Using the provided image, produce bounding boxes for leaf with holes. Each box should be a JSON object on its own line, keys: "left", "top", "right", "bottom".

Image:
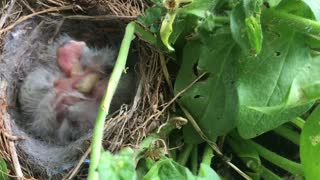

{"left": 174, "top": 30, "right": 238, "bottom": 142}
{"left": 237, "top": 21, "right": 314, "bottom": 138}
{"left": 300, "top": 106, "right": 320, "bottom": 180}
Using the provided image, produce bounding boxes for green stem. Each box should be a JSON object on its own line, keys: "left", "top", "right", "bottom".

{"left": 291, "top": 117, "right": 305, "bottom": 129}
{"left": 214, "top": 16, "right": 229, "bottom": 24}
{"left": 260, "top": 165, "right": 282, "bottom": 180}
{"left": 273, "top": 125, "right": 300, "bottom": 145}
{"left": 248, "top": 140, "right": 304, "bottom": 176}
{"left": 177, "top": 143, "right": 193, "bottom": 166}
{"left": 202, "top": 143, "right": 213, "bottom": 166}
{"left": 88, "top": 22, "right": 136, "bottom": 180}
{"left": 191, "top": 146, "right": 198, "bottom": 175}
{"left": 262, "top": 9, "right": 320, "bottom": 36}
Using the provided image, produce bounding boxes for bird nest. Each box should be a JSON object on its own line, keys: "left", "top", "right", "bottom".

{"left": 0, "top": 0, "right": 169, "bottom": 179}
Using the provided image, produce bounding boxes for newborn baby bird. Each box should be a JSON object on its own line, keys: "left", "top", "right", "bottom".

{"left": 19, "top": 36, "right": 136, "bottom": 144}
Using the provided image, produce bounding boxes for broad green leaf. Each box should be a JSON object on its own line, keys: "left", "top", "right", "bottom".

{"left": 138, "top": 7, "right": 165, "bottom": 33}
{"left": 175, "top": 30, "right": 238, "bottom": 141}
{"left": 249, "top": 55, "right": 320, "bottom": 114}
{"left": 230, "top": 4, "right": 251, "bottom": 54}
{"left": 300, "top": 106, "right": 320, "bottom": 180}
{"left": 243, "top": 0, "right": 263, "bottom": 16}
{"left": 179, "top": 0, "right": 215, "bottom": 18}
{"left": 265, "top": 0, "right": 282, "bottom": 7}
{"left": 197, "top": 163, "right": 220, "bottom": 180}
{"left": 275, "top": 0, "right": 311, "bottom": 14}
{"left": 98, "top": 148, "right": 136, "bottom": 180}
{"left": 303, "top": 0, "right": 320, "bottom": 21}
{"left": 0, "top": 157, "right": 8, "bottom": 180}
{"left": 237, "top": 21, "right": 313, "bottom": 138}
{"left": 142, "top": 156, "right": 195, "bottom": 180}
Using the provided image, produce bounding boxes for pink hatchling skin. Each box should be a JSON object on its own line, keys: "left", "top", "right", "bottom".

{"left": 19, "top": 36, "right": 136, "bottom": 144}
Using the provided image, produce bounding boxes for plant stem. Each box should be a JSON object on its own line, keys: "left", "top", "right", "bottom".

{"left": 88, "top": 22, "right": 135, "bottom": 180}
{"left": 260, "top": 165, "right": 282, "bottom": 180}
{"left": 248, "top": 140, "right": 304, "bottom": 176}
{"left": 202, "top": 143, "right": 213, "bottom": 166}
{"left": 177, "top": 143, "right": 193, "bottom": 166}
{"left": 191, "top": 146, "right": 198, "bottom": 175}
{"left": 291, "top": 117, "right": 305, "bottom": 129}
{"left": 273, "top": 125, "right": 300, "bottom": 145}
{"left": 262, "top": 9, "right": 320, "bottom": 36}
{"left": 214, "top": 16, "right": 229, "bottom": 24}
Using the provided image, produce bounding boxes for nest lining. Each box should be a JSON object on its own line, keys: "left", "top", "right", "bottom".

{"left": 0, "top": 1, "right": 168, "bottom": 179}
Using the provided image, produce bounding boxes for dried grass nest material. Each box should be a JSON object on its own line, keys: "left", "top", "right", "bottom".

{"left": 0, "top": 17, "right": 167, "bottom": 179}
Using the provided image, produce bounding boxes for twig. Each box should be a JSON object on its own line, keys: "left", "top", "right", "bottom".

{"left": 20, "top": 0, "right": 35, "bottom": 13}
{"left": 133, "top": 72, "right": 207, "bottom": 132}
{"left": 63, "top": 15, "right": 136, "bottom": 21}
{"left": 162, "top": 72, "right": 207, "bottom": 111}
{"left": 46, "top": 0, "right": 67, "bottom": 6}
{"left": 179, "top": 104, "right": 252, "bottom": 180}
{"left": 0, "top": 0, "right": 17, "bottom": 29}
{"left": 159, "top": 54, "right": 173, "bottom": 94}
{"left": 65, "top": 147, "right": 91, "bottom": 180}
{"left": 0, "top": 5, "right": 75, "bottom": 34}
{"left": 3, "top": 108, "right": 23, "bottom": 179}
{"left": 1, "top": 130, "right": 24, "bottom": 141}
{"left": 0, "top": 81, "right": 23, "bottom": 179}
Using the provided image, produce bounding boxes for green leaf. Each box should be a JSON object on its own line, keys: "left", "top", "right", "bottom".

{"left": 175, "top": 30, "right": 238, "bottom": 141}
{"left": 230, "top": 4, "right": 251, "bottom": 53}
{"left": 303, "top": 0, "right": 320, "bottom": 21}
{"left": 227, "top": 133, "right": 262, "bottom": 174}
{"left": 142, "top": 156, "right": 220, "bottom": 180}
{"left": 197, "top": 164, "right": 220, "bottom": 180}
{"left": 179, "top": 0, "right": 215, "bottom": 18}
{"left": 264, "top": 0, "right": 282, "bottom": 7}
{"left": 245, "top": 16, "right": 263, "bottom": 55}
{"left": 98, "top": 148, "right": 136, "bottom": 180}
{"left": 231, "top": 1, "right": 263, "bottom": 55}
{"left": 244, "top": 0, "right": 263, "bottom": 16}
{"left": 142, "top": 156, "right": 195, "bottom": 180}
{"left": 300, "top": 106, "right": 320, "bottom": 180}
{"left": 138, "top": 6, "right": 165, "bottom": 33}
{"left": 0, "top": 157, "right": 8, "bottom": 180}
{"left": 160, "top": 11, "right": 177, "bottom": 51}
{"left": 237, "top": 22, "right": 313, "bottom": 138}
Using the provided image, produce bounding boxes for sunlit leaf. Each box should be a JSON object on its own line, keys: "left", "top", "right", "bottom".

{"left": 303, "top": 0, "right": 320, "bottom": 21}
{"left": 142, "top": 156, "right": 195, "bottom": 180}
{"left": 300, "top": 106, "right": 320, "bottom": 180}
{"left": 98, "top": 148, "right": 136, "bottom": 180}
{"left": 160, "top": 11, "right": 177, "bottom": 51}
{"left": 197, "top": 163, "right": 220, "bottom": 180}
{"left": 237, "top": 22, "right": 313, "bottom": 138}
